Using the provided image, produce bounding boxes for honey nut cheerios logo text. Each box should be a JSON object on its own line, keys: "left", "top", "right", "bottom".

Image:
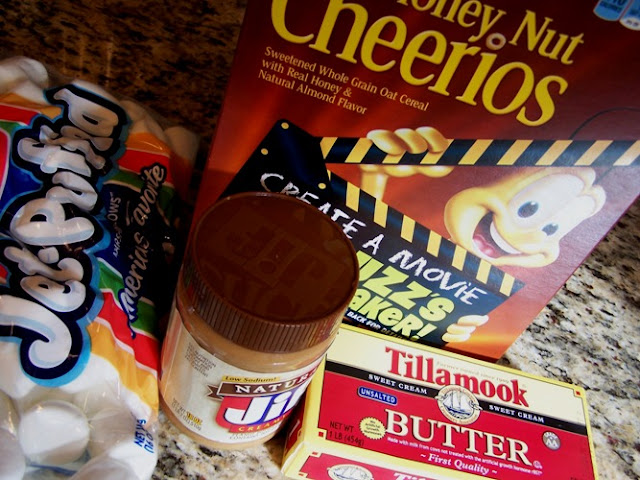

{"left": 271, "top": 0, "right": 586, "bottom": 126}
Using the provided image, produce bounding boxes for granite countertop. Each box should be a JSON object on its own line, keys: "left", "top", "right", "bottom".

{"left": 1, "top": 1, "right": 638, "bottom": 479}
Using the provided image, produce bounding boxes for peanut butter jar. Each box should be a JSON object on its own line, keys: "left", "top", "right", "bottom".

{"left": 159, "top": 192, "right": 359, "bottom": 449}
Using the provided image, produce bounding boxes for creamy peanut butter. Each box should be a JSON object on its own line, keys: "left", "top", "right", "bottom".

{"left": 159, "top": 192, "right": 358, "bottom": 449}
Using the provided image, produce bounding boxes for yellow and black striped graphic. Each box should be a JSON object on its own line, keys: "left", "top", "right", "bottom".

{"left": 327, "top": 172, "right": 522, "bottom": 298}
{"left": 222, "top": 120, "right": 531, "bottom": 346}
{"left": 320, "top": 137, "right": 640, "bottom": 167}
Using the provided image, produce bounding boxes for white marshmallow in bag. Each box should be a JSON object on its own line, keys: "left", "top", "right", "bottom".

{"left": 64, "top": 352, "right": 153, "bottom": 421}
{"left": 9, "top": 80, "right": 49, "bottom": 106}
{"left": 18, "top": 399, "right": 90, "bottom": 466}
{"left": 0, "top": 429, "right": 26, "bottom": 480}
{"left": 0, "top": 342, "right": 37, "bottom": 402}
{"left": 60, "top": 352, "right": 121, "bottom": 395}
{"left": 0, "top": 390, "right": 19, "bottom": 435}
{"left": 71, "top": 79, "right": 119, "bottom": 104}
{"left": 0, "top": 57, "right": 49, "bottom": 105}
{"left": 88, "top": 407, "right": 157, "bottom": 480}
{"left": 165, "top": 125, "right": 200, "bottom": 165}
{"left": 70, "top": 455, "right": 138, "bottom": 480}
{"left": 121, "top": 99, "right": 170, "bottom": 144}
{"left": 1, "top": 57, "right": 49, "bottom": 87}
{"left": 0, "top": 391, "right": 24, "bottom": 480}
{"left": 12, "top": 384, "right": 74, "bottom": 417}
{"left": 72, "top": 382, "right": 123, "bottom": 418}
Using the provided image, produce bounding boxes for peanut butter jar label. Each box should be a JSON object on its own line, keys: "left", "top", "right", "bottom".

{"left": 159, "top": 308, "right": 321, "bottom": 443}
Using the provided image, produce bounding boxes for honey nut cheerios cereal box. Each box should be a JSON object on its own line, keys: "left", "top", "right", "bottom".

{"left": 194, "top": 0, "right": 640, "bottom": 360}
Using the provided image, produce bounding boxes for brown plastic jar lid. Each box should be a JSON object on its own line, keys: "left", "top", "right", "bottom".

{"left": 182, "top": 192, "right": 359, "bottom": 353}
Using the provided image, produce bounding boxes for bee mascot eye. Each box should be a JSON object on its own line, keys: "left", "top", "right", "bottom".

{"left": 542, "top": 224, "right": 559, "bottom": 236}
{"left": 517, "top": 201, "right": 539, "bottom": 218}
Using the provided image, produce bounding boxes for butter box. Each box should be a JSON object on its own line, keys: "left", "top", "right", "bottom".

{"left": 282, "top": 325, "right": 597, "bottom": 479}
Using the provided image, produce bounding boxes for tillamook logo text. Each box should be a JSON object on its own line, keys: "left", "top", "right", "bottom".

{"left": 385, "top": 347, "right": 529, "bottom": 407}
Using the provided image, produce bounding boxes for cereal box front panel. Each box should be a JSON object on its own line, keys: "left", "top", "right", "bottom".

{"left": 197, "top": 0, "right": 640, "bottom": 359}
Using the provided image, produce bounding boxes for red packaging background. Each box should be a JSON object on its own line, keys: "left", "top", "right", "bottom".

{"left": 313, "top": 370, "right": 595, "bottom": 479}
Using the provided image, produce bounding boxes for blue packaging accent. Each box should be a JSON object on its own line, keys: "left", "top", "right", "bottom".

{"left": 620, "top": 0, "right": 640, "bottom": 29}
{"left": 357, "top": 386, "right": 398, "bottom": 406}
{"left": 594, "top": 0, "right": 631, "bottom": 20}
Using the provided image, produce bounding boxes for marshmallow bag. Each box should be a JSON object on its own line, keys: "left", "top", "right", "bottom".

{"left": 0, "top": 57, "right": 198, "bottom": 479}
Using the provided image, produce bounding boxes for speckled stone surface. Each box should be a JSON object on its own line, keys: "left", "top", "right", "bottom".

{"left": 499, "top": 203, "right": 640, "bottom": 479}
{"left": 1, "top": 1, "right": 638, "bottom": 479}
{"left": 0, "top": 0, "right": 247, "bottom": 170}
